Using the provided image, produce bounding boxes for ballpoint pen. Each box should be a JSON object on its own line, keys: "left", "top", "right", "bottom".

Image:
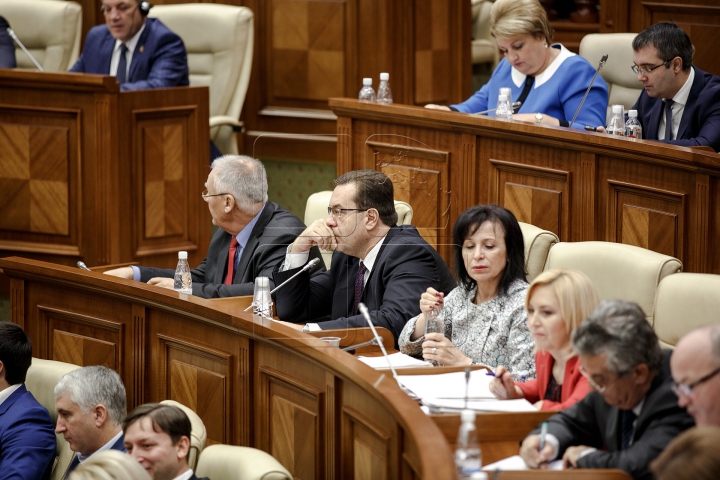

{"left": 486, "top": 371, "right": 526, "bottom": 382}
{"left": 539, "top": 421, "right": 548, "bottom": 451}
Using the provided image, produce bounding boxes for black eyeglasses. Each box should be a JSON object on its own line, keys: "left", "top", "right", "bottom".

{"left": 327, "top": 206, "right": 368, "bottom": 219}
{"left": 631, "top": 60, "right": 671, "bottom": 75}
{"left": 201, "top": 189, "right": 230, "bottom": 199}
{"left": 672, "top": 366, "right": 720, "bottom": 398}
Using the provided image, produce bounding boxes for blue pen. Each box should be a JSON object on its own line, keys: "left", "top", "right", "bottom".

{"left": 486, "top": 371, "right": 526, "bottom": 382}
{"left": 539, "top": 421, "right": 548, "bottom": 451}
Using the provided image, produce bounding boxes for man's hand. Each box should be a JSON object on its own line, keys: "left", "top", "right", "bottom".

{"left": 563, "top": 445, "right": 593, "bottom": 469}
{"left": 147, "top": 278, "right": 175, "bottom": 290}
{"left": 104, "top": 267, "right": 133, "bottom": 279}
{"left": 291, "top": 219, "right": 337, "bottom": 253}
{"left": 520, "top": 434, "right": 556, "bottom": 468}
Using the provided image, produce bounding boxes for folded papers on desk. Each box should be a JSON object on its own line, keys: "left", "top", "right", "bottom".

{"left": 423, "top": 398, "right": 535, "bottom": 412}
{"left": 357, "top": 352, "right": 432, "bottom": 368}
{"left": 483, "top": 455, "right": 563, "bottom": 471}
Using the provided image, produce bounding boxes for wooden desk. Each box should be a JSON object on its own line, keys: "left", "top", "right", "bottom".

{"left": 330, "top": 98, "right": 720, "bottom": 274}
{"left": 0, "top": 70, "right": 211, "bottom": 271}
{"left": 1, "top": 256, "right": 456, "bottom": 480}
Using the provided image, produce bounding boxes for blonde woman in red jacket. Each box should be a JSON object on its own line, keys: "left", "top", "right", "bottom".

{"left": 489, "top": 269, "right": 599, "bottom": 410}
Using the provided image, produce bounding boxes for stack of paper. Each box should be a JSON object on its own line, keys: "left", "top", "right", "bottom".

{"left": 357, "top": 352, "right": 432, "bottom": 368}
{"left": 483, "top": 455, "right": 563, "bottom": 471}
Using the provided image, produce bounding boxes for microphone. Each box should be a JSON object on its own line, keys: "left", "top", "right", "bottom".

{"left": 473, "top": 101, "right": 522, "bottom": 116}
{"left": 358, "top": 302, "right": 400, "bottom": 382}
{"left": 568, "top": 53, "right": 608, "bottom": 128}
{"left": 243, "top": 258, "right": 321, "bottom": 312}
{"left": 77, "top": 261, "right": 91, "bottom": 271}
{"left": 7, "top": 28, "right": 43, "bottom": 71}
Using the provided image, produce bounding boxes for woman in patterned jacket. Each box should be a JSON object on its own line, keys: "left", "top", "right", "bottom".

{"left": 398, "top": 204, "right": 535, "bottom": 378}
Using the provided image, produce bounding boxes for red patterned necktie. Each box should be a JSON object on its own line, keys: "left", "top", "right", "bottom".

{"left": 225, "top": 237, "right": 239, "bottom": 285}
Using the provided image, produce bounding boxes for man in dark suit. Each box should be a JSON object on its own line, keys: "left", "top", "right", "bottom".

{"left": 0, "top": 322, "right": 55, "bottom": 480}
{"left": 273, "top": 169, "right": 456, "bottom": 343}
{"left": 629, "top": 22, "right": 720, "bottom": 151}
{"left": 69, "top": 0, "right": 188, "bottom": 91}
{"left": 520, "top": 300, "right": 694, "bottom": 480}
{"left": 124, "top": 403, "right": 208, "bottom": 480}
{"left": 105, "top": 155, "right": 322, "bottom": 298}
{"left": 55, "top": 366, "right": 127, "bottom": 479}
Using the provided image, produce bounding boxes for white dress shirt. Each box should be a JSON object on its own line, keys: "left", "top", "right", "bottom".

{"left": 76, "top": 430, "right": 124, "bottom": 464}
{"left": 658, "top": 67, "right": 695, "bottom": 141}
{"left": 0, "top": 384, "right": 21, "bottom": 406}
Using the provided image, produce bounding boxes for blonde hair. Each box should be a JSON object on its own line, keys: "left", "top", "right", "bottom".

{"left": 526, "top": 269, "right": 599, "bottom": 335}
{"left": 68, "top": 450, "right": 151, "bottom": 480}
{"left": 490, "top": 0, "right": 553, "bottom": 44}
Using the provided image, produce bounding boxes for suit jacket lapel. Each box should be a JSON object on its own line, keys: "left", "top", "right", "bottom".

{"left": 677, "top": 66, "right": 703, "bottom": 139}
{"left": 605, "top": 406, "right": 620, "bottom": 451}
{"left": 215, "top": 231, "right": 233, "bottom": 284}
{"left": 129, "top": 19, "right": 152, "bottom": 82}
{"left": 100, "top": 35, "right": 115, "bottom": 76}
{"left": 235, "top": 203, "right": 273, "bottom": 284}
{"left": 646, "top": 96, "right": 664, "bottom": 141}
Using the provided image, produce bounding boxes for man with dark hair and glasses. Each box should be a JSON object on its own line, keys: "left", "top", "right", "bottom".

{"left": 272, "top": 169, "right": 455, "bottom": 344}
{"left": 519, "top": 300, "right": 693, "bottom": 480}
{"left": 105, "top": 155, "right": 323, "bottom": 298}
{"left": 598, "top": 22, "right": 720, "bottom": 151}
{"left": 671, "top": 325, "right": 720, "bottom": 427}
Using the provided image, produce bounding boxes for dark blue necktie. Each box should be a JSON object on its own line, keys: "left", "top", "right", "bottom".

{"left": 664, "top": 99, "right": 674, "bottom": 141}
{"left": 352, "top": 262, "right": 367, "bottom": 315}
{"left": 116, "top": 44, "right": 128, "bottom": 84}
{"left": 620, "top": 409, "right": 636, "bottom": 450}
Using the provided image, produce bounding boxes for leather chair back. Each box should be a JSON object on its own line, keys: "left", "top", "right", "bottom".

{"left": 150, "top": 4, "right": 254, "bottom": 155}
{"left": 25, "top": 358, "right": 82, "bottom": 480}
{"left": 518, "top": 222, "right": 559, "bottom": 282}
{"left": 304, "top": 190, "right": 414, "bottom": 269}
{"left": 471, "top": 0, "right": 498, "bottom": 68}
{"left": 195, "top": 444, "right": 291, "bottom": 480}
{"left": 0, "top": 0, "right": 81, "bottom": 71}
{"left": 579, "top": 33, "right": 641, "bottom": 124}
{"left": 544, "top": 241, "right": 682, "bottom": 321}
{"left": 159, "top": 400, "right": 207, "bottom": 470}
{"left": 652, "top": 273, "right": 720, "bottom": 348}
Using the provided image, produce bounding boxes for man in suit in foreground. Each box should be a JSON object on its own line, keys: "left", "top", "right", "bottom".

{"left": 105, "top": 155, "right": 322, "bottom": 298}
{"left": 520, "top": 300, "right": 694, "bottom": 480}
{"left": 627, "top": 22, "right": 720, "bottom": 150}
{"left": 0, "top": 322, "right": 55, "bottom": 480}
{"left": 273, "top": 169, "right": 456, "bottom": 343}
{"left": 70, "top": 0, "right": 188, "bottom": 91}
{"left": 124, "top": 403, "right": 208, "bottom": 480}
{"left": 670, "top": 324, "right": 720, "bottom": 427}
{"left": 55, "top": 366, "right": 127, "bottom": 479}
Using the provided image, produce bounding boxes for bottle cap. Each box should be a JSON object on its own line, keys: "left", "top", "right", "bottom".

{"left": 499, "top": 87, "right": 511, "bottom": 96}
{"left": 612, "top": 104, "right": 623, "bottom": 114}
{"left": 498, "top": 94, "right": 507, "bottom": 102}
{"left": 628, "top": 109, "right": 638, "bottom": 118}
{"left": 363, "top": 77, "right": 372, "bottom": 86}
{"left": 380, "top": 72, "right": 389, "bottom": 81}
{"left": 460, "top": 409, "right": 476, "bottom": 423}
{"left": 178, "top": 251, "right": 188, "bottom": 259}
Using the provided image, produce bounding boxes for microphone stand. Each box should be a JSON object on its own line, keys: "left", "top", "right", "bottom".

{"left": 568, "top": 53, "right": 608, "bottom": 128}
{"left": 243, "top": 257, "right": 321, "bottom": 312}
{"left": 7, "top": 28, "right": 43, "bottom": 71}
{"left": 473, "top": 101, "right": 522, "bottom": 116}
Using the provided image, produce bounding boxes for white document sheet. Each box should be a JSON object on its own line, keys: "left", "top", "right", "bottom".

{"left": 357, "top": 352, "right": 433, "bottom": 368}
{"left": 422, "top": 398, "right": 536, "bottom": 413}
{"left": 483, "top": 455, "right": 563, "bottom": 471}
{"left": 397, "top": 369, "right": 496, "bottom": 400}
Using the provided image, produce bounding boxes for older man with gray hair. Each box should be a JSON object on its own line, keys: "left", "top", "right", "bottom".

{"left": 55, "top": 366, "right": 127, "bottom": 479}
{"left": 105, "top": 155, "right": 323, "bottom": 298}
{"left": 520, "top": 300, "right": 693, "bottom": 480}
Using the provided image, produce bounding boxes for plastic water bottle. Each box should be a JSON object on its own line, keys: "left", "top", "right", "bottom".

{"left": 607, "top": 104, "right": 626, "bottom": 137}
{"left": 499, "top": 87, "right": 513, "bottom": 107}
{"left": 495, "top": 94, "right": 513, "bottom": 119}
{"left": 173, "top": 251, "right": 192, "bottom": 295}
{"left": 377, "top": 72, "right": 393, "bottom": 104}
{"left": 456, "top": 409, "right": 482, "bottom": 478}
{"left": 253, "top": 276, "right": 273, "bottom": 318}
{"left": 358, "top": 78, "right": 376, "bottom": 103}
{"left": 626, "top": 109, "right": 642, "bottom": 139}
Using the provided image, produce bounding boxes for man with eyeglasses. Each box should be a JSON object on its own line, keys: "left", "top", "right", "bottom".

{"left": 105, "top": 155, "right": 323, "bottom": 297}
{"left": 671, "top": 325, "right": 720, "bottom": 427}
{"left": 519, "top": 300, "right": 693, "bottom": 480}
{"left": 598, "top": 22, "right": 720, "bottom": 151}
{"left": 69, "top": 0, "right": 189, "bottom": 91}
{"left": 272, "top": 169, "right": 455, "bottom": 344}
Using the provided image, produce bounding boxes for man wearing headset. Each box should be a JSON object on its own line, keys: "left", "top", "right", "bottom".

{"left": 70, "top": 0, "right": 189, "bottom": 91}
